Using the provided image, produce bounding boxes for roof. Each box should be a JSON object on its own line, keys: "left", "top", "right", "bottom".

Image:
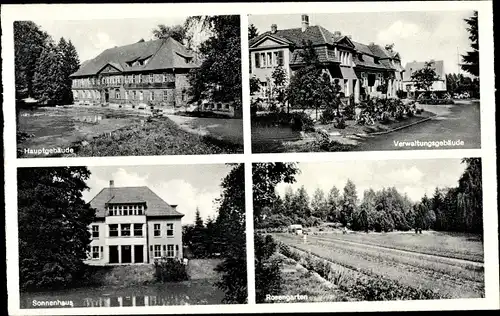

{"left": 403, "top": 60, "right": 445, "bottom": 81}
{"left": 251, "top": 25, "right": 402, "bottom": 71}
{"left": 89, "top": 186, "right": 184, "bottom": 218}
{"left": 250, "top": 25, "right": 338, "bottom": 47}
{"left": 71, "top": 37, "right": 198, "bottom": 77}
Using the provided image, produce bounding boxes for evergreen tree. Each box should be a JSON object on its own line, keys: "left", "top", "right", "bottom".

{"left": 191, "top": 207, "right": 206, "bottom": 258}
{"left": 59, "top": 38, "right": 80, "bottom": 104}
{"left": 326, "top": 186, "right": 341, "bottom": 222}
{"left": 14, "top": 21, "right": 49, "bottom": 99}
{"left": 18, "top": 167, "right": 95, "bottom": 291}
{"left": 461, "top": 11, "right": 479, "bottom": 77}
{"left": 32, "top": 42, "right": 66, "bottom": 105}
{"left": 340, "top": 179, "right": 357, "bottom": 227}
{"left": 311, "top": 188, "right": 328, "bottom": 221}
{"left": 248, "top": 24, "right": 259, "bottom": 40}
{"left": 291, "top": 186, "right": 311, "bottom": 223}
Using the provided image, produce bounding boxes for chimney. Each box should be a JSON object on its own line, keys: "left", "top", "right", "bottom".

{"left": 333, "top": 31, "right": 342, "bottom": 37}
{"left": 109, "top": 180, "right": 114, "bottom": 188}
{"left": 301, "top": 14, "right": 309, "bottom": 32}
{"left": 271, "top": 24, "right": 277, "bottom": 34}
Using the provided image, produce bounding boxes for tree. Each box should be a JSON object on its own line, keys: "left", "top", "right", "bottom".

{"left": 14, "top": 21, "right": 49, "bottom": 99}
{"left": 191, "top": 207, "right": 207, "bottom": 258}
{"left": 461, "top": 11, "right": 479, "bottom": 77}
{"left": 32, "top": 42, "right": 66, "bottom": 105}
{"left": 326, "top": 186, "right": 341, "bottom": 222}
{"left": 194, "top": 207, "right": 204, "bottom": 228}
{"left": 187, "top": 15, "right": 241, "bottom": 105}
{"left": 152, "top": 24, "right": 187, "bottom": 43}
{"left": 340, "top": 179, "right": 357, "bottom": 227}
{"left": 410, "top": 61, "right": 440, "bottom": 95}
{"left": 271, "top": 65, "right": 288, "bottom": 108}
{"left": 287, "top": 40, "right": 336, "bottom": 117}
{"left": 457, "top": 158, "right": 482, "bottom": 234}
{"left": 311, "top": 188, "right": 328, "bottom": 221}
{"left": 58, "top": 38, "right": 80, "bottom": 105}
{"left": 18, "top": 167, "right": 95, "bottom": 291}
{"left": 214, "top": 164, "right": 247, "bottom": 303}
{"left": 252, "top": 163, "right": 299, "bottom": 303}
{"left": 248, "top": 24, "right": 259, "bottom": 40}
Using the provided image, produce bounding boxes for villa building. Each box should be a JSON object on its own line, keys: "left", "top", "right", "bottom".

{"left": 402, "top": 60, "right": 447, "bottom": 97}
{"left": 249, "top": 14, "right": 405, "bottom": 103}
{"left": 85, "top": 180, "right": 184, "bottom": 265}
{"left": 70, "top": 37, "right": 199, "bottom": 108}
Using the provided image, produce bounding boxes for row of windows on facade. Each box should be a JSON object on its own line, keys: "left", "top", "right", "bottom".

{"left": 90, "top": 244, "right": 178, "bottom": 259}
{"left": 91, "top": 223, "right": 174, "bottom": 238}
{"left": 252, "top": 49, "right": 356, "bottom": 69}
{"left": 73, "top": 73, "right": 175, "bottom": 88}
{"left": 107, "top": 204, "right": 144, "bottom": 216}
{"left": 74, "top": 89, "right": 186, "bottom": 102}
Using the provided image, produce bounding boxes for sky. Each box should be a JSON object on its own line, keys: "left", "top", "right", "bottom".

{"left": 32, "top": 16, "right": 191, "bottom": 62}
{"left": 250, "top": 11, "right": 475, "bottom": 75}
{"left": 275, "top": 158, "right": 469, "bottom": 203}
{"left": 83, "top": 164, "right": 236, "bottom": 225}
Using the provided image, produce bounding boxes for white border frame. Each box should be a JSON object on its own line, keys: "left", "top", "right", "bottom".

{"left": 2, "top": 1, "right": 498, "bottom": 315}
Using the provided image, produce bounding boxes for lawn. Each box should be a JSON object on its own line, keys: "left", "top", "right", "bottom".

{"left": 275, "top": 233, "right": 484, "bottom": 299}
{"left": 310, "top": 230, "right": 484, "bottom": 262}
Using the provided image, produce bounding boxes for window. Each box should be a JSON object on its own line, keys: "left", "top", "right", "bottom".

{"left": 139, "top": 91, "right": 143, "bottom": 101}
{"left": 260, "top": 53, "right": 266, "bottom": 67}
{"left": 133, "top": 75, "right": 136, "bottom": 84}
{"left": 150, "top": 91, "right": 154, "bottom": 101}
{"left": 115, "top": 89, "right": 120, "bottom": 99}
{"left": 154, "top": 245, "right": 161, "bottom": 258}
{"left": 162, "top": 74, "right": 167, "bottom": 82}
{"left": 92, "top": 246, "right": 100, "bottom": 259}
{"left": 138, "top": 74, "right": 142, "bottom": 83}
{"left": 167, "top": 245, "right": 175, "bottom": 258}
{"left": 123, "top": 206, "right": 128, "bottom": 216}
{"left": 277, "top": 50, "right": 284, "bottom": 66}
{"left": 137, "top": 206, "right": 143, "bottom": 215}
{"left": 121, "top": 224, "right": 131, "bottom": 237}
{"left": 267, "top": 52, "right": 272, "bottom": 67}
{"left": 109, "top": 224, "right": 118, "bottom": 236}
{"left": 134, "top": 224, "right": 143, "bottom": 236}
{"left": 166, "top": 223, "right": 174, "bottom": 237}
{"left": 254, "top": 53, "right": 260, "bottom": 68}
{"left": 133, "top": 91, "right": 137, "bottom": 100}
{"left": 163, "top": 90, "right": 168, "bottom": 101}
{"left": 154, "top": 224, "right": 161, "bottom": 237}
{"left": 149, "top": 74, "right": 154, "bottom": 83}
{"left": 92, "top": 225, "right": 99, "bottom": 239}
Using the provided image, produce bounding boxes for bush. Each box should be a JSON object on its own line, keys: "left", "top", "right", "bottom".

{"left": 333, "top": 116, "right": 346, "bottom": 129}
{"left": 255, "top": 235, "right": 283, "bottom": 303}
{"left": 153, "top": 258, "right": 189, "bottom": 282}
{"left": 418, "top": 98, "right": 455, "bottom": 105}
{"left": 319, "top": 107, "right": 337, "bottom": 124}
{"left": 290, "top": 112, "right": 314, "bottom": 132}
{"left": 396, "top": 89, "right": 406, "bottom": 99}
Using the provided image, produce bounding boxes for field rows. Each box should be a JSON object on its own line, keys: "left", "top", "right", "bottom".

{"left": 275, "top": 233, "right": 484, "bottom": 299}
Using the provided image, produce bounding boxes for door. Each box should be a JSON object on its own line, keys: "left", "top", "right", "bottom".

{"left": 134, "top": 245, "right": 144, "bottom": 263}
{"left": 104, "top": 89, "right": 109, "bottom": 103}
{"left": 121, "top": 245, "right": 132, "bottom": 263}
{"left": 109, "top": 246, "right": 119, "bottom": 264}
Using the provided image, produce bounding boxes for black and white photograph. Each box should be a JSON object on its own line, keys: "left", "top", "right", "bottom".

{"left": 253, "top": 159, "right": 484, "bottom": 303}
{"left": 249, "top": 11, "right": 481, "bottom": 153}
{"left": 17, "top": 163, "right": 247, "bottom": 308}
{"left": 15, "top": 15, "right": 243, "bottom": 158}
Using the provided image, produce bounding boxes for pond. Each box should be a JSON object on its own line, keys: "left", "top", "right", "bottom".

{"left": 17, "top": 106, "right": 145, "bottom": 152}
{"left": 20, "top": 279, "right": 224, "bottom": 308}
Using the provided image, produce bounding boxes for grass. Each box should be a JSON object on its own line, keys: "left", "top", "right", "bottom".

{"left": 72, "top": 117, "right": 242, "bottom": 156}
{"left": 310, "top": 230, "right": 483, "bottom": 262}
{"left": 266, "top": 253, "right": 351, "bottom": 303}
{"left": 275, "top": 233, "right": 484, "bottom": 299}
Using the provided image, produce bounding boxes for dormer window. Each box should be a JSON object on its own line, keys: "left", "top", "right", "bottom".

{"left": 374, "top": 57, "right": 380, "bottom": 64}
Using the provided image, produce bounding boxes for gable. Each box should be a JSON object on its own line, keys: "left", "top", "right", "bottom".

{"left": 98, "top": 64, "right": 121, "bottom": 74}
{"left": 336, "top": 36, "right": 355, "bottom": 49}
{"left": 251, "top": 34, "right": 291, "bottom": 49}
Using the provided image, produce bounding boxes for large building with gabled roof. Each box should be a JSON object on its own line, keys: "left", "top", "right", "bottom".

{"left": 85, "top": 180, "right": 184, "bottom": 265}
{"left": 249, "top": 14, "right": 405, "bottom": 103}
{"left": 70, "top": 37, "right": 199, "bottom": 109}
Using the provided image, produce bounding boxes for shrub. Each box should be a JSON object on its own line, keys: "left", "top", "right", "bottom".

{"left": 319, "top": 107, "right": 337, "bottom": 124}
{"left": 153, "top": 258, "right": 189, "bottom": 282}
{"left": 290, "top": 112, "right": 314, "bottom": 132}
{"left": 255, "top": 234, "right": 283, "bottom": 303}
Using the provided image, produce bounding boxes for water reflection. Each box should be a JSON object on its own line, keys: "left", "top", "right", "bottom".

{"left": 21, "top": 281, "right": 224, "bottom": 308}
